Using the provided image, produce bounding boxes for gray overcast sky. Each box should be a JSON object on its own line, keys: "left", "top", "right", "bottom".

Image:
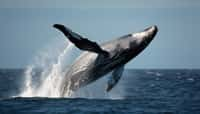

{"left": 0, "top": 1, "right": 200, "bottom": 69}
{"left": 0, "top": 0, "right": 200, "bottom": 8}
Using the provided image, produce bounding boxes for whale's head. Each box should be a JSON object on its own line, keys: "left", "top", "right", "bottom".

{"left": 128, "top": 25, "right": 158, "bottom": 58}
{"left": 131, "top": 25, "right": 158, "bottom": 47}
{"left": 113, "top": 25, "right": 158, "bottom": 64}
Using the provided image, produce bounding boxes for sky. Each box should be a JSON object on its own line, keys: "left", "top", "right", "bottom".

{"left": 0, "top": 0, "right": 200, "bottom": 69}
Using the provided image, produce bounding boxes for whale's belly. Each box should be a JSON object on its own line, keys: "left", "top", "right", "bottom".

{"left": 61, "top": 52, "right": 102, "bottom": 95}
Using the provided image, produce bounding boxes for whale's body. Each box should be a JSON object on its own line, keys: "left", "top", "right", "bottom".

{"left": 53, "top": 24, "right": 158, "bottom": 96}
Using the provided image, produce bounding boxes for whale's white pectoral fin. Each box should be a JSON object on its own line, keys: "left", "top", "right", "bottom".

{"left": 106, "top": 65, "right": 124, "bottom": 92}
{"left": 53, "top": 24, "right": 109, "bottom": 57}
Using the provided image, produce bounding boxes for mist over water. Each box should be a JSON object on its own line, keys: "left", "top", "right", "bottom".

{"left": 17, "top": 39, "right": 125, "bottom": 99}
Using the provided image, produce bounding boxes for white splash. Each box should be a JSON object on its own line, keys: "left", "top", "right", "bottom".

{"left": 19, "top": 40, "right": 74, "bottom": 97}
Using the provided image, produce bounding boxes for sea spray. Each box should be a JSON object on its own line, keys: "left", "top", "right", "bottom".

{"left": 19, "top": 40, "right": 74, "bottom": 97}
{"left": 35, "top": 42, "right": 74, "bottom": 97}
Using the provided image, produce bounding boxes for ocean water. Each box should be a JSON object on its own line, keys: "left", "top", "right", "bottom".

{"left": 0, "top": 69, "right": 200, "bottom": 114}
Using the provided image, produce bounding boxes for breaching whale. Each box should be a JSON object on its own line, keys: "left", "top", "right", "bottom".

{"left": 53, "top": 24, "right": 158, "bottom": 96}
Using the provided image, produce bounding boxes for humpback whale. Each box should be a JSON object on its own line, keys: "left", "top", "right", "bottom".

{"left": 53, "top": 24, "right": 158, "bottom": 96}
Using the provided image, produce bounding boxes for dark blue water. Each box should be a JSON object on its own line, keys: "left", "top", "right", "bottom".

{"left": 0, "top": 69, "right": 200, "bottom": 114}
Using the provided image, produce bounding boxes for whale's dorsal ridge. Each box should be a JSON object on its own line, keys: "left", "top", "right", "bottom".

{"left": 53, "top": 24, "right": 109, "bottom": 57}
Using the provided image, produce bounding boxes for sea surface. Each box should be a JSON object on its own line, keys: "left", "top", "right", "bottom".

{"left": 0, "top": 69, "right": 200, "bottom": 114}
